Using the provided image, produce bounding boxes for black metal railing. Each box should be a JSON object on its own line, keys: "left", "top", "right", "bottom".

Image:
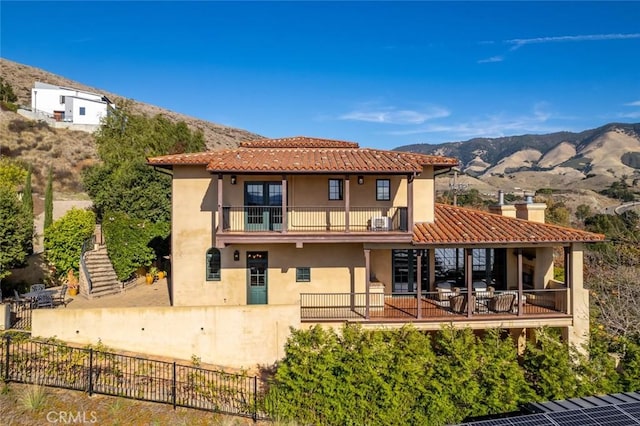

{"left": 300, "top": 288, "right": 569, "bottom": 321}
{"left": 222, "top": 206, "right": 408, "bottom": 233}
{"left": 8, "top": 301, "right": 32, "bottom": 330}
{"left": 0, "top": 335, "right": 274, "bottom": 421}
{"left": 80, "top": 234, "right": 96, "bottom": 293}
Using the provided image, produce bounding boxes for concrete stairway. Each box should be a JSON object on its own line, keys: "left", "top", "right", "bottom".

{"left": 81, "top": 247, "right": 121, "bottom": 299}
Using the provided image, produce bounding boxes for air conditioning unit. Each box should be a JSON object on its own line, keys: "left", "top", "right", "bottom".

{"left": 371, "top": 216, "right": 391, "bottom": 231}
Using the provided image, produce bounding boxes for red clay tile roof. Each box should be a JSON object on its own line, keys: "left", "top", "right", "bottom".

{"left": 412, "top": 204, "right": 605, "bottom": 245}
{"left": 147, "top": 136, "right": 458, "bottom": 173}
{"left": 240, "top": 136, "right": 360, "bottom": 148}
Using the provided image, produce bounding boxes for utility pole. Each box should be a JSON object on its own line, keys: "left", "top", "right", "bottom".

{"left": 449, "top": 169, "right": 468, "bottom": 206}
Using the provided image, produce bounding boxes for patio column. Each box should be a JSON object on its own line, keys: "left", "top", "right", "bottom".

{"left": 281, "top": 175, "right": 288, "bottom": 234}
{"left": 517, "top": 249, "right": 524, "bottom": 316}
{"left": 465, "top": 248, "right": 473, "bottom": 318}
{"left": 407, "top": 174, "right": 414, "bottom": 231}
{"left": 416, "top": 250, "right": 423, "bottom": 319}
{"left": 217, "top": 174, "right": 223, "bottom": 234}
{"left": 564, "top": 246, "right": 572, "bottom": 315}
{"left": 345, "top": 175, "right": 350, "bottom": 233}
{"left": 364, "top": 249, "right": 370, "bottom": 320}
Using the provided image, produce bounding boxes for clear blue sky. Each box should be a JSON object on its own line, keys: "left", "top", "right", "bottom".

{"left": 2, "top": 1, "right": 639, "bottom": 149}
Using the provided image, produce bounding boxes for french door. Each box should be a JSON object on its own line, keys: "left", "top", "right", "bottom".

{"left": 392, "top": 249, "right": 429, "bottom": 294}
{"left": 244, "top": 182, "right": 282, "bottom": 231}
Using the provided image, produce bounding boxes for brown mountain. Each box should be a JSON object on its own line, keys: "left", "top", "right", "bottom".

{"left": 396, "top": 123, "right": 640, "bottom": 194}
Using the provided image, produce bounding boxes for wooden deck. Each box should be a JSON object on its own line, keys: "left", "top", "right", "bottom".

{"left": 301, "top": 295, "right": 569, "bottom": 324}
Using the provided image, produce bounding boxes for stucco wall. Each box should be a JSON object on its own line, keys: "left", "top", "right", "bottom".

{"left": 413, "top": 166, "right": 435, "bottom": 223}
{"left": 31, "top": 304, "right": 300, "bottom": 369}
{"left": 172, "top": 166, "right": 217, "bottom": 306}
{"left": 174, "top": 242, "right": 367, "bottom": 307}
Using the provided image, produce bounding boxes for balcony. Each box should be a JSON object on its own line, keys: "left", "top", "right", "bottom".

{"left": 221, "top": 206, "right": 408, "bottom": 233}
{"left": 300, "top": 288, "right": 571, "bottom": 328}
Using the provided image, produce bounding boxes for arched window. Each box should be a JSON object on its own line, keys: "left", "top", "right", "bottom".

{"left": 206, "top": 248, "right": 221, "bottom": 281}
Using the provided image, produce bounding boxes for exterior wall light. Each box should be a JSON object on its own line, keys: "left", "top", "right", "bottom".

{"left": 233, "top": 250, "right": 240, "bottom": 261}
{"left": 357, "top": 175, "right": 364, "bottom": 185}
{"left": 230, "top": 175, "right": 237, "bottom": 185}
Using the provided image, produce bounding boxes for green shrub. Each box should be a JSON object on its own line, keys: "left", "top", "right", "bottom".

{"left": 43, "top": 208, "right": 95, "bottom": 278}
{"left": 0, "top": 101, "right": 18, "bottom": 112}
{"left": 268, "top": 325, "right": 534, "bottom": 426}
{"left": 102, "top": 211, "right": 170, "bottom": 281}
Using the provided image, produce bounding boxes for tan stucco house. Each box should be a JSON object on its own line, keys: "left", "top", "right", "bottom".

{"left": 143, "top": 136, "right": 604, "bottom": 356}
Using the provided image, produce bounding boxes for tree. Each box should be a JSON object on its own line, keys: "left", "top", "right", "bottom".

{"left": 0, "top": 157, "right": 27, "bottom": 190}
{"left": 575, "top": 204, "right": 592, "bottom": 223}
{"left": 0, "top": 187, "right": 32, "bottom": 279}
{"left": 83, "top": 162, "right": 172, "bottom": 222}
{"left": 44, "top": 167, "right": 53, "bottom": 230}
{"left": 93, "top": 101, "right": 205, "bottom": 165}
{"left": 43, "top": 208, "right": 95, "bottom": 278}
{"left": 83, "top": 102, "right": 204, "bottom": 221}
{"left": 0, "top": 77, "right": 17, "bottom": 103}
{"left": 22, "top": 165, "right": 33, "bottom": 254}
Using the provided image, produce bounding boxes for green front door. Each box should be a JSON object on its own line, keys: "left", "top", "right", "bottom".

{"left": 247, "top": 251, "right": 268, "bottom": 304}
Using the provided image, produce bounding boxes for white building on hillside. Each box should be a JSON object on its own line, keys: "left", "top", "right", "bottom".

{"left": 31, "top": 82, "right": 114, "bottom": 125}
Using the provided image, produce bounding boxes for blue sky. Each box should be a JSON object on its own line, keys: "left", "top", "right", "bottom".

{"left": 2, "top": 1, "right": 639, "bottom": 150}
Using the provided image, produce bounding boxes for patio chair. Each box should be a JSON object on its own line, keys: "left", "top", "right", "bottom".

{"left": 487, "top": 293, "right": 516, "bottom": 313}
{"left": 30, "top": 283, "right": 46, "bottom": 293}
{"left": 436, "top": 287, "right": 459, "bottom": 307}
{"left": 54, "top": 284, "right": 68, "bottom": 307}
{"left": 450, "top": 294, "right": 475, "bottom": 314}
{"left": 35, "top": 292, "right": 54, "bottom": 309}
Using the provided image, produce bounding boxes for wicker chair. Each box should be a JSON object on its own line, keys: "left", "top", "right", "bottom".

{"left": 450, "top": 294, "right": 475, "bottom": 314}
{"left": 487, "top": 293, "right": 516, "bottom": 313}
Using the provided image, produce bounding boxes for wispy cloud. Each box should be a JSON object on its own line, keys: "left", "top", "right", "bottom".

{"left": 479, "top": 33, "right": 640, "bottom": 64}
{"left": 620, "top": 111, "right": 640, "bottom": 119}
{"left": 387, "top": 105, "right": 563, "bottom": 139}
{"left": 506, "top": 33, "right": 640, "bottom": 51}
{"left": 625, "top": 100, "right": 640, "bottom": 107}
{"left": 477, "top": 55, "right": 503, "bottom": 64}
{"left": 339, "top": 106, "right": 450, "bottom": 125}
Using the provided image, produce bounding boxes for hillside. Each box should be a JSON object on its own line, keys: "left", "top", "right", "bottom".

{"left": 398, "top": 123, "right": 640, "bottom": 194}
{"left": 0, "top": 58, "right": 264, "bottom": 194}
{"left": 0, "top": 58, "right": 262, "bottom": 150}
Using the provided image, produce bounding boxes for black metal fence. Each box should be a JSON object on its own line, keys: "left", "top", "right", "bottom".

{"left": 8, "top": 301, "right": 32, "bottom": 330}
{"left": 0, "top": 335, "right": 278, "bottom": 422}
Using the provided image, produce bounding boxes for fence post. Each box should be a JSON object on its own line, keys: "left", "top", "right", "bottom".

{"left": 4, "top": 334, "right": 10, "bottom": 382}
{"left": 172, "top": 362, "right": 176, "bottom": 410}
{"left": 88, "top": 348, "right": 93, "bottom": 396}
{"left": 252, "top": 375, "right": 258, "bottom": 423}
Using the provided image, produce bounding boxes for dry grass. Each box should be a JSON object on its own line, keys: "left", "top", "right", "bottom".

{"left": 0, "top": 110, "right": 98, "bottom": 195}
{"left": 0, "top": 382, "right": 262, "bottom": 426}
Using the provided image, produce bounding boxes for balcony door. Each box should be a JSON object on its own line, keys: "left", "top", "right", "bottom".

{"left": 244, "top": 182, "right": 282, "bottom": 231}
{"left": 392, "top": 249, "right": 429, "bottom": 294}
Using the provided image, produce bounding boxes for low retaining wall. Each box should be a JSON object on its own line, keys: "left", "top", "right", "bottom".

{"left": 32, "top": 304, "right": 300, "bottom": 369}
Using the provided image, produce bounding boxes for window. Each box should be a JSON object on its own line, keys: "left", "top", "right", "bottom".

{"left": 206, "top": 248, "right": 221, "bottom": 281}
{"left": 376, "top": 179, "right": 390, "bottom": 201}
{"left": 328, "top": 179, "right": 343, "bottom": 200}
{"left": 296, "top": 267, "right": 311, "bottom": 282}
{"left": 79, "top": 107, "right": 86, "bottom": 116}
{"left": 60, "top": 95, "right": 66, "bottom": 104}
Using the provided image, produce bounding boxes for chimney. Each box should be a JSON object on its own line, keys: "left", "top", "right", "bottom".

{"left": 489, "top": 190, "right": 516, "bottom": 218}
{"left": 515, "top": 192, "right": 547, "bottom": 223}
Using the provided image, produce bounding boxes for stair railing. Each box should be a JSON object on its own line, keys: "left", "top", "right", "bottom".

{"left": 80, "top": 235, "right": 96, "bottom": 293}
